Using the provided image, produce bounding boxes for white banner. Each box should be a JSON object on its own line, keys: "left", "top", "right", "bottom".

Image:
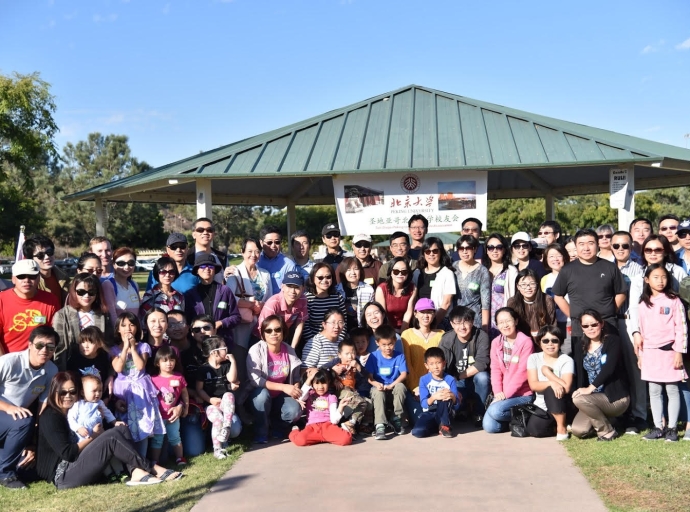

{"left": 333, "top": 170, "right": 488, "bottom": 236}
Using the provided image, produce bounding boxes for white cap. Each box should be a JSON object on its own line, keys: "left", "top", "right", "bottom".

{"left": 511, "top": 232, "right": 531, "bottom": 245}
{"left": 12, "top": 259, "right": 40, "bottom": 276}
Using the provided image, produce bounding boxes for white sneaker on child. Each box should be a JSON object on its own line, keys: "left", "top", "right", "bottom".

{"left": 214, "top": 449, "right": 227, "bottom": 460}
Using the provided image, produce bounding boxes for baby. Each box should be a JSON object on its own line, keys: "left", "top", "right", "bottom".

{"left": 68, "top": 371, "right": 124, "bottom": 441}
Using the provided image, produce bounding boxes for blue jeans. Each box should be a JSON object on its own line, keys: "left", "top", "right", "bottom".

{"left": 483, "top": 395, "right": 533, "bottom": 433}
{"left": 456, "top": 371, "right": 490, "bottom": 416}
{"left": 249, "top": 387, "right": 302, "bottom": 437}
{"left": 0, "top": 412, "right": 34, "bottom": 480}
{"left": 411, "top": 401, "right": 451, "bottom": 438}
{"left": 150, "top": 418, "right": 182, "bottom": 449}
{"left": 405, "top": 389, "right": 423, "bottom": 427}
{"left": 678, "top": 381, "right": 690, "bottom": 423}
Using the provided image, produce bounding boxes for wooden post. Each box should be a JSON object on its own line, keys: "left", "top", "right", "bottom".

{"left": 545, "top": 194, "right": 555, "bottom": 221}
{"left": 287, "top": 202, "right": 297, "bottom": 242}
{"left": 196, "top": 179, "right": 213, "bottom": 220}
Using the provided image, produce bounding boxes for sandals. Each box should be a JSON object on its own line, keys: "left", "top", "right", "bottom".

{"left": 126, "top": 474, "right": 162, "bottom": 486}
{"left": 158, "top": 469, "right": 184, "bottom": 481}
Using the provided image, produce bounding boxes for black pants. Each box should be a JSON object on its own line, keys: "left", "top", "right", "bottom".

{"left": 526, "top": 387, "right": 568, "bottom": 438}
{"left": 56, "top": 425, "right": 153, "bottom": 489}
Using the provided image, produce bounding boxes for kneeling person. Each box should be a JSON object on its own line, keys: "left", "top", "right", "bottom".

{"left": 412, "top": 347, "right": 460, "bottom": 438}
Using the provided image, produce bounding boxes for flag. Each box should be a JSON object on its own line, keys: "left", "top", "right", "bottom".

{"left": 15, "top": 227, "right": 25, "bottom": 262}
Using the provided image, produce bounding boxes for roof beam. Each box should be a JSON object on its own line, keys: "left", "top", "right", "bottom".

{"left": 515, "top": 169, "right": 564, "bottom": 200}
{"left": 288, "top": 177, "right": 322, "bottom": 202}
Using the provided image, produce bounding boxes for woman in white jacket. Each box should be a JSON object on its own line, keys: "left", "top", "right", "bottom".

{"left": 412, "top": 237, "right": 456, "bottom": 326}
{"left": 335, "top": 257, "right": 375, "bottom": 332}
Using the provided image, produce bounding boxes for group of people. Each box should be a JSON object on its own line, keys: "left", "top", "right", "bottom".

{"left": 1, "top": 213, "right": 689, "bottom": 491}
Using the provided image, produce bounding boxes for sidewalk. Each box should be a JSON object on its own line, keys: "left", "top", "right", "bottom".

{"left": 192, "top": 424, "right": 606, "bottom": 512}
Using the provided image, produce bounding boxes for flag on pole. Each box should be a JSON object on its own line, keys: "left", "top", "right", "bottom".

{"left": 15, "top": 226, "right": 25, "bottom": 262}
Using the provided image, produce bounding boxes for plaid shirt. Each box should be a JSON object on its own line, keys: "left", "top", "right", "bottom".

{"left": 140, "top": 284, "right": 185, "bottom": 317}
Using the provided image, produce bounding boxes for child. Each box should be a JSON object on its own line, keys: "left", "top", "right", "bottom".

{"left": 411, "top": 347, "right": 460, "bottom": 438}
{"left": 111, "top": 311, "right": 166, "bottom": 457}
{"left": 638, "top": 264, "right": 688, "bottom": 442}
{"left": 67, "top": 326, "right": 114, "bottom": 402}
{"left": 352, "top": 327, "right": 371, "bottom": 367}
{"left": 68, "top": 372, "right": 123, "bottom": 441}
{"left": 151, "top": 346, "right": 189, "bottom": 466}
{"left": 196, "top": 336, "right": 242, "bottom": 459}
{"left": 323, "top": 336, "right": 374, "bottom": 435}
{"left": 288, "top": 369, "right": 352, "bottom": 446}
{"left": 365, "top": 324, "right": 409, "bottom": 440}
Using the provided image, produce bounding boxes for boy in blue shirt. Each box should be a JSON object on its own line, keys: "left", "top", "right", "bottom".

{"left": 412, "top": 347, "right": 460, "bottom": 439}
{"left": 365, "top": 325, "right": 408, "bottom": 440}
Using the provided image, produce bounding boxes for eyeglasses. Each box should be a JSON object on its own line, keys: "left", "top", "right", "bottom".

{"left": 458, "top": 246, "right": 474, "bottom": 252}
{"left": 659, "top": 225, "right": 678, "bottom": 232}
{"left": 169, "top": 243, "right": 187, "bottom": 251}
{"left": 34, "top": 248, "right": 55, "bottom": 260}
{"left": 512, "top": 243, "right": 530, "bottom": 250}
{"left": 158, "top": 269, "right": 176, "bottom": 276}
{"left": 114, "top": 260, "right": 136, "bottom": 267}
{"left": 324, "top": 233, "right": 340, "bottom": 239}
{"left": 315, "top": 275, "right": 332, "bottom": 281}
{"left": 58, "top": 389, "right": 78, "bottom": 397}
{"left": 34, "top": 342, "right": 56, "bottom": 352}
{"left": 264, "top": 327, "right": 283, "bottom": 334}
{"left": 354, "top": 242, "right": 371, "bottom": 248}
{"left": 191, "top": 325, "right": 213, "bottom": 334}
{"left": 644, "top": 247, "right": 665, "bottom": 255}
{"left": 15, "top": 274, "right": 38, "bottom": 280}
{"left": 450, "top": 320, "right": 472, "bottom": 328}
{"left": 75, "top": 289, "right": 96, "bottom": 297}
{"left": 541, "top": 338, "right": 559, "bottom": 344}
{"left": 80, "top": 266, "right": 103, "bottom": 275}
{"left": 518, "top": 282, "right": 537, "bottom": 289}
{"left": 424, "top": 248, "right": 440, "bottom": 255}
{"left": 326, "top": 321, "right": 345, "bottom": 327}
{"left": 486, "top": 244, "right": 504, "bottom": 252}
{"left": 197, "top": 264, "right": 215, "bottom": 271}
{"left": 537, "top": 231, "right": 553, "bottom": 236}
{"left": 612, "top": 243, "right": 630, "bottom": 250}
{"left": 581, "top": 322, "right": 599, "bottom": 329}
{"left": 263, "top": 240, "right": 281, "bottom": 246}
{"left": 597, "top": 234, "right": 612, "bottom": 240}
{"left": 391, "top": 269, "right": 409, "bottom": 276}
{"left": 462, "top": 227, "right": 479, "bottom": 233}
{"left": 195, "top": 227, "right": 215, "bottom": 234}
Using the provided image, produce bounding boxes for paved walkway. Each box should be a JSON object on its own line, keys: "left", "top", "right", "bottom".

{"left": 192, "top": 423, "right": 606, "bottom": 512}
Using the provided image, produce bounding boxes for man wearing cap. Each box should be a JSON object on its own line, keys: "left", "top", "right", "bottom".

{"left": 675, "top": 218, "right": 690, "bottom": 273}
{"left": 0, "top": 260, "right": 60, "bottom": 356}
{"left": 321, "top": 223, "right": 351, "bottom": 272}
{"left": 289, "top": 230, "right": 314, "bottom": 283}
{"left": 22, "top": 234, "right": 70, "bottom": 309}
{"left": 378, "top": 232, "right": 418, "bottom": 284}
{"left": 257, "top": 225, "right": 295, "bottom": 297}
{"left": 352, "top": 234, "right": 382, "bottom": 287}
{"left": 510, "top": 232, "right": 546, "bottom": 280}
{"left": 408, "top": 215, "right": 429, "bottom": 261}
{"left": 0, "top": 325, "right": 59, "bottom": 489}
{"left": 185, "top": 218, "right": 227, "bottom": 284}
{"left": 146, "top": 232, "right": 199, "bottom": 294}
{"left": 256, "top": 271, "right": 308, "bottom": 351}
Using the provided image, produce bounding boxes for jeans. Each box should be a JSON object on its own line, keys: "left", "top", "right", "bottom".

{"left": 456, "top": 371, "right": 490, "bottom": 416}
{"left": 150, "top": 418, "right": 182, "bottom": 449}
{"left": 0, "top": 412, "right": 34, "bottom": 480}
{"left": 411, "top": 401, "right": 451, "bottom": 438}
{"left": 679, "top": 380, "right": 690, "bottom": 423}
{"left": 404, "top": 389, "right": 423, "bottom": 427}
{"left": 249, "top": 387, "right": 302, "bottom": 437}
{"left": 483, "top": 395, "right": 533, "bottom": 433}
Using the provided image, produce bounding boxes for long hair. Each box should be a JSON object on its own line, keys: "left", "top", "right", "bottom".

{"left": 417, "top": 237, "right": 452, "bottom": 271}
{"left": 114, "top": 311, "right": 142, "bottom": 347}
{"left": 481, "top": 233, "right": 510, "bottom": 272}
{"left": 385, "top": 257, "right": 413, "bottom": 295}
{"left": 307, "top": 262, "right": 337, "bottom": 295}
{"left": 67, "top": 273, "right": 108, "bottom": 314}
{"left": 640, "top": 263, "right": 677, "bottom": 307}
{"left": 641, "top": 234, "right": 677, "bottom": 266}
{"left": 46, "top": 371, "right": 80, "bottom": 415}
{"left": 510, "top": 268, "right": 550, "bottom": 334}
{"left": 578, "top": 309, "right": 609, "bottom": 354}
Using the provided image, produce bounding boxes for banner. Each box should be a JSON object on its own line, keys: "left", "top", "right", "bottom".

{"left": 333, "top": 170, "right": 487, "bottom": 236}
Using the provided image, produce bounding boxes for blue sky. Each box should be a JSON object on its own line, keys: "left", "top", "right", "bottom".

{"left": 1, "top": 0, "right": 689, "bottom": 168}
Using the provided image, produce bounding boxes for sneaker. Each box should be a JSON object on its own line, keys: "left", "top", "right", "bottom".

{"left": 374, "top": 424, "right": 386, "bottom": 440}
{"left": 556, "top": 432, "right": 570, "bottom": 441}
{"left": 213, "top": 449, "right": 227, "bottom": 460}
{"left": 217, "top": 426, "right": 231, "bottom": 444}
{"left": 642, "top": 427, "right": 665, "bottom": 441}
{"left": 439, "top": 425, "right": 452, "bottom": 438}
{"left": 665, "top": 428, "right": 679, "bottom": 442}
{"left": 684, "top": 430, "right": 690, "bottom": 441}
{"left": 175, "top": 457, "right": 188, "bottom": 466}
{"left": 391, "top": 417, "right": 406, "bottom": 436}
{"left": 0, "top": 476, "right": 26, "bottom": 490}
{"left": 625, "top": 425, "right": 639, "bottom": 435}
{"left": 473, "top": 415, "right": 483, "bottom": 428}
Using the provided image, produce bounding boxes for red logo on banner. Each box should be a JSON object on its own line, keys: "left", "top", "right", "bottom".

{"left": 400, "top": 174, "right": 420, "bottom": 193}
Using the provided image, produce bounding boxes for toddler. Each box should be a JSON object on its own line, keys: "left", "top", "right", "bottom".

{"left": 66, "top": 326, "right": 113, "bottom": 402}
{"left": 68, "top": 372, "right": 123, "bottom": 441}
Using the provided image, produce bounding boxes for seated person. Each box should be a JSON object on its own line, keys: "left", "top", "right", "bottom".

{"left": 439, "top": 306, "right": 490, "bottom": 426}
{"left": 411, "top": 347, "right": 460, "bottom": 438}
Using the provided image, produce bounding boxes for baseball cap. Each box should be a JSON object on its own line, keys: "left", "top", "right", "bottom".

{"left": 511, "top": 232, "right": 532, "bottom": 245}
{"left": 352, "top": 234, "right": 372, "bottom": 244}
{"left": 414, "top": 298, "right": 436, "bottom": 312}
{"left": 677, "top": 219, "right": 690, "bottom": 235}
{"left": 322, "top": 223, "right": 340, "bottom": 236}
{"left": 13, "top": 259, "right": 40, "bottom": 276}
{"left": 166, "top": 232, "right": 188, "bottom": 247}
{"left": 282, "top": 271, "right": 304, "bottom": 287}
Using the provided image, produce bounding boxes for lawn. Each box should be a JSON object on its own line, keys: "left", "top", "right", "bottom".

{"left": 565, "top": 430, "right": 690, "bottom": 512}
{"left": 0, "top": 440, "right": 248, "bottom": 512}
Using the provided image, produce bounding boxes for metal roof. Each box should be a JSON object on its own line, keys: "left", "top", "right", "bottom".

{"left": 65, "top": 84, "right": 690, "bottom": 204}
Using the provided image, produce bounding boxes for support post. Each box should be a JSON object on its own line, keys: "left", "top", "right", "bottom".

{"left": 287, "top": 202, "right": 297, "bottom": 242}
{"left": 611, "top": 166, "right": 635, "bottom": 231}
{"left": 618, "top": 192, "right": 635, "bottom": 232}
{"left": 196, "top": 179, "right": 213, "bottom": 220}
{"left": 545, "top": 194, "right": 555, "bottom": 221}
{"left": 95, "top": 196, "right": 107, "bottom": 236}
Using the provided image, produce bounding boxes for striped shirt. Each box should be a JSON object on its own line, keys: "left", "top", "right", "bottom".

{"left": 303, "top": 292, "right": 347, "bottom": 341}
{"left": 301, "top": 333, "right": 340, "bottom": 368}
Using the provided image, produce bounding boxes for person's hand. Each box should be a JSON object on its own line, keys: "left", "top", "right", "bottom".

{"left": 550, "top": 382, "right": 565, "bottom": 399}
{"left": 637, "top": 355, "right": 642, "bottom": 370}
{"left": 285, "top": 384, "right": 303, "bottom": 400}
{"left": 373, "top": 382, "right": 384, "bottom": 391}
{"left": 224, "top": 265, "right": 238, "bottom": 278}
{"left": 674, "top": 351, "right": 684, "bottom": 370}
{"left": 215, "top": 321, "right": 223, "bottom": 330}
{"left": 210, "top": 397, "right": 222, "bottom": 407}
{"left": 225, "top": 353, "right": 236, "bottom": 364}
{"left": 633, "top": 334, "right": 643, "bottom": 355}
{"left": 230, "top": 381, "right": 240, "bottom": 391}
{"left": 332, "top": 363, "right": 346, "bottom": 375}
{"left": 77, "top": 427, "right": 90, "bottom": 439}
{"left": 17, "top": 446, "right": 36, "bottom": 469}
{"left": 115, "top": 421, "right": 126, "bottom": 427}
{"left": 297, "top": 399, "right": 306, "bottom": 410}
{"left": 572, "top": 386, "right": 593, "bottom": 398}
{"left": 168, "top": 404, "right": 183, "bottom": 423}
{"left": 338, "top": 396, "right": 352, "bottom": 412}
{"left": 92, "top": 422, "right": 104, "bottom": 436}
{"left": 252, "top": 301, "right": 263, "bottom": 314}
{"left": 493, "top": 392, "right": 506, "bottom": 402}
{"left": 5, "top": 404, "right": 32, "bottom": 420}
{"left": 413, "top": 387, "right": 420, "bottom": 397}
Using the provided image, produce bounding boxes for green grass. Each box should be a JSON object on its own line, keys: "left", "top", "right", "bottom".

{"left": 0, "top": 441, "right": 248, "bottom": 512}
{"left": 565, "top": 429, "right": 690, "bottom": 512}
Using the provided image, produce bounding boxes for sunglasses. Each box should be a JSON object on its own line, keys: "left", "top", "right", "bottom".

{"left": 324, "top": 233, "right": 340, "bottom": 239}
{"left": 458, "top": 246, "right": 474, "bottom": 252}
{"left": 80, "top": 267, "right": 103, "bottom": 275}
{"left": 644, "top": 247, "right": 664, "bottom": 255}
{"left": 581, "top": 322, "right": 599, "bottom": 329}
{"left": 597, "top": 234, "right": 612, "bottom": 240}
{"left": 197, "top": 264, "right": 216, "bottom": 271}
{"left": 263, "top": 240, "right": 281, "bottom": 246}
{"left": 15, "top": 274, "right": 38, "bottom": 280}
{"left": 486, "top": 244, "right": 504, "bottom": 251}
{"left": 34, "top": 342, "right": 56, "bottom": 352}
{"left": 158, "top": 269, "right": 176, "bottom": 276}
{"left": 354, "top": 242, "right": 371, "bottom": 249}
{"left": 541, "top": 338, "right": 560, "bottom": 344}
{"left": 391, "top": 269, "right": 409, "bottom": 276}
{"left": 612, "top": 243, "right": 630, "bottom": 250}
{"left": 315, "top": 275, "right": 332, "bottom": 281}
{"left": 191, "top": 325, "right": 213, "bottom": 334}
{"left": 424, "top": 248, "right": 440, "bottom": 255}
{"left": 75, "top": 289, "right": 96, "bottom": 297}
{"left": 33, "top": 248, "right": 55, "bottom": 260}
{"left": 679, "top": 232, "right": 690, "bottom": 239}
{"left": 462, "top": 227, "right": 479, "bottom": 233}
{"left": 195, "top": 227, "right": 215, "bottom": 233}
{"left": 58, "top": 389, "right": 78, "bottom": 397}
{"left": 537, "top": 231, "right": 553, "bottom": 236}
{"left": 659, "top": 225, "right": 678, "bottom": 231}
{"left": 264, "top": 327, "right": 283, "bottom": 334}
{"left": 169, "top": 243, "right": 187, "bottom": 251}
{"left": 512, "top": 243, "right": 530, "bottom": 250}
{"left": 115, "top": 260, "right": 136, "bottom": 267}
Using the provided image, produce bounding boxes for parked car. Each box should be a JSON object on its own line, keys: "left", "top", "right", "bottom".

{"left": 0, "top": 259, "right": 14, "bottom": 276}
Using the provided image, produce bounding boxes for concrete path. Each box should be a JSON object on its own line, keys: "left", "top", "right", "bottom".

{"left": 192, "top": 422, "right": 606, "bottom": 512}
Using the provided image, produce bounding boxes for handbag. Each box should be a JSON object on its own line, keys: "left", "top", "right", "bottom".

{"left": 509, "top": 403, "right": 550, "bottom": 438}
{"left": 234, "top": 275, "right": 255, "bottom": 324}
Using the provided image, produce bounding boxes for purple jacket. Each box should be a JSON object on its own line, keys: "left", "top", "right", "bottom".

{"left": 184, "top": 283, "right": 241, "bottom": 347}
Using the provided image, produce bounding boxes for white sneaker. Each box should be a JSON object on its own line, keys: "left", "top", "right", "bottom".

{"left": 214, "top": 448, "right": 227, "bottom": 460}
{"left": 556, "top": 433, "right": 570, "bottom": 441}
